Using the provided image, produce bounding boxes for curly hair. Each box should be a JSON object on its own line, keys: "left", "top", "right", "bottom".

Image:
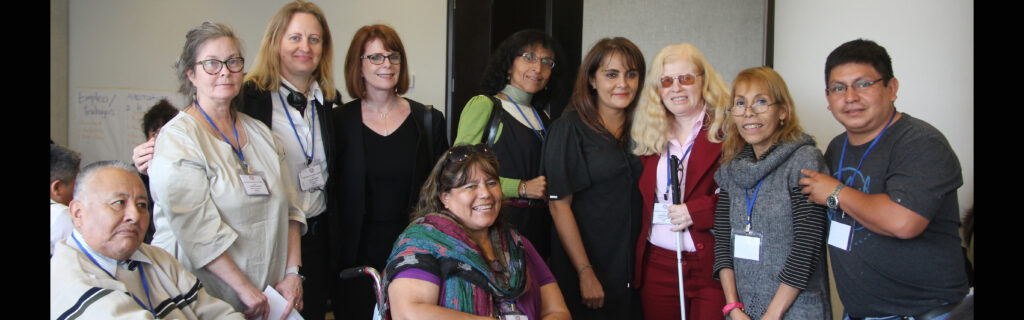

{"left": 141, "top": 99, "right": 179, "bottom": 138}
{"left": 479, "top": 29, "right": 566, "bottom": 110}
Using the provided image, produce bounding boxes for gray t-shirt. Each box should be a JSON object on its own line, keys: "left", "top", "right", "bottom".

{"left": 824, "top": 112, "right": 968, "bottom": 317}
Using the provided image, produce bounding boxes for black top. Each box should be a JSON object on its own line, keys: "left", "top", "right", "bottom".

{"left": 332, "top": 98, "right": 449, "bottom": 268}
{"left": 540, "top": 110, "right": 643, "bottom": 319}
{"left": 489, "top": 103, "right": 553, "bottom": 259}
{"left": 360, "top": 115, "right": 417, "bottom": 268}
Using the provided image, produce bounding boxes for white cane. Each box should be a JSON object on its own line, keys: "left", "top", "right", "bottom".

{"left": 676, "top": 232, "right": 687, "bottom": 320}
{"left": 670, "top": 155, "right": 687, "bottom": 320}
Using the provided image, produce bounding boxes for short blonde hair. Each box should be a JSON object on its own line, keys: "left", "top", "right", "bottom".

{"left": 631, "top": 43, "right": 730, "bottom": 156}
{"left": 244, "top": 0, "right": 337, "bottom": 102}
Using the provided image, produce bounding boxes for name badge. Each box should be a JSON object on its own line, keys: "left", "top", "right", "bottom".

{"left": 733, "top": 230, "right": 761, "bottom": 261}
{"left": 651, "top": 203, "right": 672, "bottom": 225}
{"left": 239, "top": 170, "right": 271, "bottom": 196}
{"left": 500, "top": 315, "right": 528, "bottom": 320}
{"left": 828, "top": 220, "right": 853, "bottom": 251}
{"left": 298, "top": 163, "right": 325, "bottom": 192}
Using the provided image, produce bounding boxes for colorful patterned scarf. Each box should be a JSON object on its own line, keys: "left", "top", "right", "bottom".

{"left": 382, "top": 212, "right": 527, "bottom": 316}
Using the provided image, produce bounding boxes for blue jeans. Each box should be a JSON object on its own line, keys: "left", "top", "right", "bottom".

{"left": 843, "top": 312, "right": 950, "bottom": 320}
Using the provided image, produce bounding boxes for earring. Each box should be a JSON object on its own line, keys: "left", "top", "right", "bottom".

{"left": 780, "top": 119, "right": 785, "bottom": 126}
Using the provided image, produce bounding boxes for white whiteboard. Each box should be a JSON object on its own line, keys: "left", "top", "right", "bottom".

{"left": 69, "top": 88, "right": 188, "bottom": 166}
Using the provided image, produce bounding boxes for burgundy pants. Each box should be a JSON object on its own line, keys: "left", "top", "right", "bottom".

{"left": 640, "top": 242, "right": 726, "bottom": 320}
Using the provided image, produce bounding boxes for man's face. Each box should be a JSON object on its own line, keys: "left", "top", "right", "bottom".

{"left": 825, "top": 62, "right": 899, "bottom": 141}
{"left": 70, "top": 167, "right": 150, "bottom": 260}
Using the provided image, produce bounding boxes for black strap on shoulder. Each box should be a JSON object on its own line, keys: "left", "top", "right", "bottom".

{"left": 423, "top": 104, "right": 434, "bottom": 158}
{"left": 482, "top": 95, "right": 504, "bottom": 147}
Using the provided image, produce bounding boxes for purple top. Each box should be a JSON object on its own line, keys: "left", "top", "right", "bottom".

{"left": 395, "top": 237, "right": 556, "bottom": 319}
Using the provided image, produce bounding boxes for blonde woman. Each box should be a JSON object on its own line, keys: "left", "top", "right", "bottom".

{"left": 630, "top": 43, "right": 730, "bottom": 320}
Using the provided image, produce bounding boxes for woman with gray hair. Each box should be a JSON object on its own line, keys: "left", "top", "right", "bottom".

{"left": 148, "top": 21, "right": 306, "bottom": 319}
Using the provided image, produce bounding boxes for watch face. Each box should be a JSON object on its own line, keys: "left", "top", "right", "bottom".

{"left": 827, "top": 196, "right": 838, "bottom": 209}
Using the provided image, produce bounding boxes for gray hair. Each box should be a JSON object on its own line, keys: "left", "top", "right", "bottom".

{"left": 50, "top": 144, "right": 81, "bottom": 183}
{"left": 174, "top": 21, "right": 244, "bottom": 101}
{"left": 73, "top": 160, "right": 138, "bottom": 200}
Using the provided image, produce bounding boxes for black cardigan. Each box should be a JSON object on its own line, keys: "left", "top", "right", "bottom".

{"left": 237, "top": 81, "right": 343, "bottom": 269}
{"left": 331, "top": 98, "right": 448, "bottom": 268}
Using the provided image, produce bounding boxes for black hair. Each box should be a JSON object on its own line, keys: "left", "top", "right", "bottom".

{"left": 824, "top": 39, "right": 894, "bottom": 87}
{"left": 479, "top": 29, "right": 566, "bottom": 110}
{"left": 142, "top": 99, "right": 180, "bottom": 138}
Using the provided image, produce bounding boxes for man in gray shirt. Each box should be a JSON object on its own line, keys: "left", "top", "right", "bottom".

{"left": 798, "top": 39, "right": 968, "bottom": 320}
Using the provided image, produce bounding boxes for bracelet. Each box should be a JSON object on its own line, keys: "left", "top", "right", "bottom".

{"left": 578, "top": 264, "right": 593, "bottom": 273}
{"left": 722, "top": 302, "right": 744, "bottom": 316}
{"left": 519, "top": 181, "right": 527, "bottom": 197}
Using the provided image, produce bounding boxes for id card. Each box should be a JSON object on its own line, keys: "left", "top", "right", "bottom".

{"left": 298, "top": 163, "right": 325, "bottom": 192}
{"left": 239, "top": 170, "right": 271, "bottom": 196}
{"left": 733, "top": 230, "right": 761, "bottom": 261}
{"left": 651, "top": 203, "right": 672, "bottom": 225}
{"left": 828, "top": 220, "right": 853, "bottom": 251}
{"left": 498, "top": 301, "right": 527, "bottom": 320}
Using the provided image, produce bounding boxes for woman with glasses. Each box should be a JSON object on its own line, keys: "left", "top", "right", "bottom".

{"left": 540, "top": 37, "right": 645, "bottom": 319}
{"left": 629, "top": 43, "right": 729, "bottom": 320}
{"left": 148, "top": 21, "right": 305, "bottom": 319}
{"left": 710, "top": 66, "right": 831, "bottom": 319}
{"left": 452, "top": 29, "right": 566, "bottom": 262}
{"left": 332, "top": 24, "right": 449, "bottom": 320}
{"left": 383, "top": 144, "right": 570, "bottom": 320}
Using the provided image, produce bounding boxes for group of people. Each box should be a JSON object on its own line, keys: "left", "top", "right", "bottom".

{"left": 50, "top": 1, "right": 971, "bottom": 319}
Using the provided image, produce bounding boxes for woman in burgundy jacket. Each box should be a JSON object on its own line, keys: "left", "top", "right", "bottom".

{"left": 630, "top": 43, "right": 731, "bottom": 320}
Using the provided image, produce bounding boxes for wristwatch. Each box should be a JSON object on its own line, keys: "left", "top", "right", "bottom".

{"left": 826, "top": 183, "right": 844, "bottom": 210}
{"left": 286, "top": 265, "right": 305, "bottom": 281}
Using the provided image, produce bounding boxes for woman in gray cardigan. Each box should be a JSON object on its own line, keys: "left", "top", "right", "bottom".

{"left": 709, "top": 67, "right": 831, "bottom": 319}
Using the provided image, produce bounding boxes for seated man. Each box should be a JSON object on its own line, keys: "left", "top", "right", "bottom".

{"left": 51, "top": 144, "right": 81, "bottom": 257}
{"left": 50, "top": 160, "right": 243, "bottom": 319}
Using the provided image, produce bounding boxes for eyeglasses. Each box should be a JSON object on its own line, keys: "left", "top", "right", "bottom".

{"left": 361, "top": 53, "right": 402, "bottom": 65}
{"left": 827, "top": 78, "right": 884, "bottom": 95}
{"left": 730, "top": 98, "right": 777, "bottom": 116}
{"left": 446, "top": 144, "right": 493, "bottom": 165}
{"left": 660, "top": 73, "right": 702, "bottom": 88}
{"left": 519, "top": 52, "right": 555, "bottom": 69}
{"left": 195, "top": 57, "right": 245, "bottom": 75}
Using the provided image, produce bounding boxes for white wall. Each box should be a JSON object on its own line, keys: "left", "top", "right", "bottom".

{"left": 61, "top": 0, "right": 446, "bottom": 164}
{"left": 583, "top": 0, "right": 767, "bottom": 87}
{"left": 774, "top": 0, "right": 974, "bottom": 218}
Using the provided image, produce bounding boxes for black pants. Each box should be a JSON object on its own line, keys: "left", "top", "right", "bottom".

{"left": 299, "top": 213, "right": 341, "bottom": 320}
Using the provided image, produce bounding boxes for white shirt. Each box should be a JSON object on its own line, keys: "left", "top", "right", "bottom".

{"left": 50, "top": 198, "right": 74, "bottom": 257}
{"left": 272, "top": 78, "right": 328, "bottom": 219}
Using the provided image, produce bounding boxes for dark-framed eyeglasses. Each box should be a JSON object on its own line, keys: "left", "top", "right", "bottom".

{"left": 519, "top": 52, "right": 555, "bottom": 69}
{"left": 730, "top": 98, "right": 777, "bottom": 116}
{"left": 660, "top": 73, "right": 701, "bottom": 88}
{"left": 361, "top": 52, "right": 402, "bottom": 65}
{"left": 195, "top": 57, "right": 245, "bottom": 75}
{"left": 827, "top": 78, "right": 884, "bottom": 95}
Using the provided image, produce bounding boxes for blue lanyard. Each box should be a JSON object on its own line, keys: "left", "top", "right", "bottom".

{"left": 71, "top": 233, "right": 155, "bottom": 317}
{"left": 277, "top": 92, "right": 317, "bottom": 165}
{"left": 663, "top": 141, "right": 695, "bottom": 202}
{"left": 504, "top": 96, "right": 546, "bottom": 141}
{"left": 743, "top": 179, "right": 764, "bottom": 233}
{"left": 196, "top": 101, "right": 249, "bottom": 173}
{"left": 837, "top": 111, "right": 897, "bottom": 186}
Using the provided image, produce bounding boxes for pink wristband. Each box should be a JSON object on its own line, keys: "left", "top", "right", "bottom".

{"left": 722, "top": 302, "right": 745, "bottom": 316}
